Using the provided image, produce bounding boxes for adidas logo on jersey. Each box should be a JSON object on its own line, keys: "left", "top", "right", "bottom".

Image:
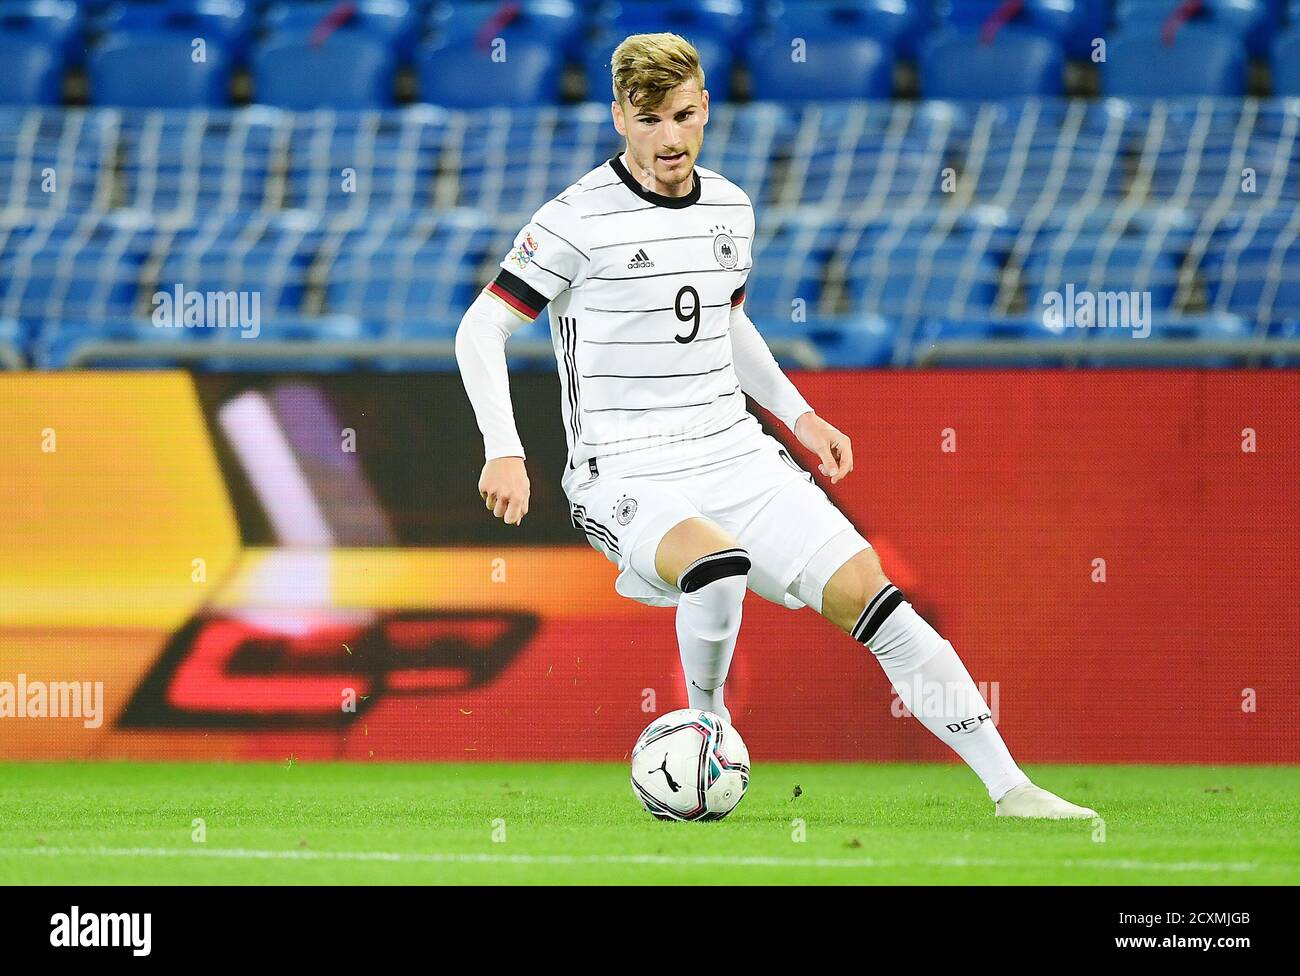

{"left": 627, "top": 248, "right": 655, "bottom": 269}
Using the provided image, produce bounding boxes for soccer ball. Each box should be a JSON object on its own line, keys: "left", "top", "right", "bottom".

{"left": 630, "top": 709, "right": 750, "bottom": 821}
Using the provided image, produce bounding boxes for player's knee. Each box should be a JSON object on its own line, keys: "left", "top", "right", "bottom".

{"left": 678, "top": 548, "right": 749, "bottom": 638}
{"left": 856, "top": 550, "right": 891, "bottom": 602}
{"left": 678, "top": 546, "right": 750, "bottom": 592}
{"left": 825, "top": 548, "right": 891, "bottom": 627}
{"left": 656, "top": 516, "right": 740, "bottom": 587}
{"left": 839, "top": 548, "right": 889, "bottom": 600}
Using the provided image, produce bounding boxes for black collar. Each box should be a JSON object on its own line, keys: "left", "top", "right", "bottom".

{"left": 608, "top": 153, "right": 701, "bottom": 209}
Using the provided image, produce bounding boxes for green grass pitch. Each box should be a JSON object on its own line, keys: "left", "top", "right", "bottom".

{"left": 1, "top": 762, "right": 1297, "bottom": 885}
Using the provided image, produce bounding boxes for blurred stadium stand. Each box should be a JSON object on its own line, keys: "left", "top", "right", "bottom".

{"left": 1, "top": 0, "right": 1299, "bottom": 369}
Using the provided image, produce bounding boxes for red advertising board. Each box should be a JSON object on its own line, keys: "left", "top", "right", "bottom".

{"left": 2, "top": 371, "right": 1297, "bottom": 764}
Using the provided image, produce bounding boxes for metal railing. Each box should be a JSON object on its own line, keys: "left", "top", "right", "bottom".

{"left": 58, "top": 337, "right": 827, "bottom": 370}
{"left": 913, "top": 339, "right": 1300, "bottom": 367}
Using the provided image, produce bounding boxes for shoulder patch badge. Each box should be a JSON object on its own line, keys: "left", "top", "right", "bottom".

{"left": 509, "top": 232, "right": 539, "bottom": 270}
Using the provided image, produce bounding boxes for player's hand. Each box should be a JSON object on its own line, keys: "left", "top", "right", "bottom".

{"left": 793, "top": 412, "right": 853, "bottom": 486}
{"left": 479, "top": 456, "right": 530, "bottom": 526}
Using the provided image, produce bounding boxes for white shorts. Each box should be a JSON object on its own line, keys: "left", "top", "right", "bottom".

{"left": 562, "top": 432, "right": 871, "bottom": 613}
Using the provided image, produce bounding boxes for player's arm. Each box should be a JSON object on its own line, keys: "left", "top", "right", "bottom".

{"left": 456, "top": 203, "right": 588, "bottom": 524}
{"left": 729, "top": 294, "right": 854, "bottom": 484}
{"left": 455, "top": 288, "right": 533, "bottom": 525}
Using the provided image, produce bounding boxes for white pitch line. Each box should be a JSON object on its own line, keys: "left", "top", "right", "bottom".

{"left": 0, "top": 847, "right": 1263, "bottom": 873}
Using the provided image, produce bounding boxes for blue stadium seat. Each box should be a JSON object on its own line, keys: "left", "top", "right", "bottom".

{"left": 744, "top": 272, "right": 825, "bottom": 323}
{"left": 911, "top": 316, "right": 1086, "bottom": 367}
{"left": 807, "top": 314, "right": 897, "bottom": 367}
{"left": 376, "top": 316, "right": 461, "bottom": 371}
{"left": 936, "top": 0, "right": 1112, "bottom": 54}
{"left": 847, "top": 228, "right": 1005, "bottom": 318}
{"left": 265, "top": 0, "right": 420, "bottom": 60}
{"left": 1115, "top": 0, "right": 1273, "bottom": 56}
{"left": 745, "top": 0, "right": 934, "bottom": 59}
{"left": 919, "top": 28, "right": 1065, "bottom": 99}
{"left": 33, "top": 318, "right": 200, "bottom": 369}
{"left": 857, "top": 0, "right": 935, "bottom": 58}
{"left": 1202, "top": 230, "right": 1300, "bottom": 322}
{"left": 254, "top": 29, "right": 396, "bottom": 108}
{"left": 21, "top": 235, "right": 153, "bottom": 320}
{"left": 431, "top": 0, "right": 583, "bottom": 57}
{"left": 203, "top": 315, "right": 373, "bottom": 372}
{"left": 937, "top": 0, "right": 1017, "bottom": 28}
{"left": 1053, "top": 0, "right": 1113, "bottom": 58}
{"left": 97, "top": 0, "right": 252, "bottom": 58}
{"left": 0, "top": 215, "right": 149, "bottom": 322}
{"left": 1089, "top": 312, "right": 1252, "bottom": 366}
{"left": 1273, "top": 27, "right": 1300, "bottom": 95}
{"left": 1022, "top": 241, "right": 1182, "bottom": 310}
{"left": 156, "top": 245, "right": 312, "bottom": 318}
{"left": 0, "top": 0, "right": 83, "bottom": 63}
{"left": 756, "top": 314, "right": 897, "bottom": 368}
{"left": 90, "top": 30, "right": 231, "bottom": 106}
{"left": 609, "top": 0, "right": 747, "bottom": 43}
{"left": 746, "top": 35, "right": 893, "bottom": 101}
{"left": 326, "top": 230, "right": 491, "bottom": 323}
{"left": 0, "top": 316, "right": 27, "bottom": 367}
{"left": 418, "top": 37, "right": 561, "bottom": 107}
{"left": 0, "top": 26, "right": 64, "bottom": 103}
{"left": 389, "top": 317, "right": 459, "bottom": 340}
{"left": 1102, "top": 24, "right": 1247, "bottom": 96}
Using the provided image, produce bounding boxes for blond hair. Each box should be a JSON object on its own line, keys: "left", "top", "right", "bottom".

{"left": 610, "top": 33, "right": 705, "bottom": 110}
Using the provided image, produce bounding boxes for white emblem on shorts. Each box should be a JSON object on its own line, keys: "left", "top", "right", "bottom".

{"left": 616, "top": 497, "right": 638, "bottom": 525}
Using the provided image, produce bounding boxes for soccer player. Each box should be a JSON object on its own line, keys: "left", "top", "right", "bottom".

{"left": 456, "top": 34, "right": 1096, "bottom": 819}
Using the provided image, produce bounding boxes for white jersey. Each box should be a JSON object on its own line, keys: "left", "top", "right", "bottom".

{"left": 487, "top": 154, "right": 763, "bottom": 482}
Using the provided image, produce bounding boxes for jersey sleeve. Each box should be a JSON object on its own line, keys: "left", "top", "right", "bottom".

{"left": 485, "top": 199, "right": 589, "bottom": 322}
{"left": 727, "top": 189, "right": 812, "bottom": 433}
{"left": 455, "top": 290, "right": 532, "bottom": 461}
{"left": 730, "top": 303, "right": 814, "bottom": 434}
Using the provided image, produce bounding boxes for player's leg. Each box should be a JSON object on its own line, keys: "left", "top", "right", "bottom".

{"left": 819, "top": 545, "right": 1029, "bottom": 799}
{"left": 818, "top": 546, "right": 1097, "bottom": 819}
{"left": 718, "top": 441, "right": 1096, "bottom": 818}
{"left": 567, "top": 473, "right": 749, "bottom": 720}
{"left": 653, "top": 517, "right": 750, "bottom": 722}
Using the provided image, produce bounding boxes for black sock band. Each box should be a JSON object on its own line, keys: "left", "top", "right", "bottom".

{"left": 678, "top": 548, "right": 751, "bottom": 593}
{"left": 852, "top": 583, "right": 905, "bottom": 644}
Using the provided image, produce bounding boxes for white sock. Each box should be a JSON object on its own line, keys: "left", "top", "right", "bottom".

{"left": 853, "top": 584, "right": 1029, "bottom": 801}
{"left": 675, "top": 548, "right": 750, "bottom": 723}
